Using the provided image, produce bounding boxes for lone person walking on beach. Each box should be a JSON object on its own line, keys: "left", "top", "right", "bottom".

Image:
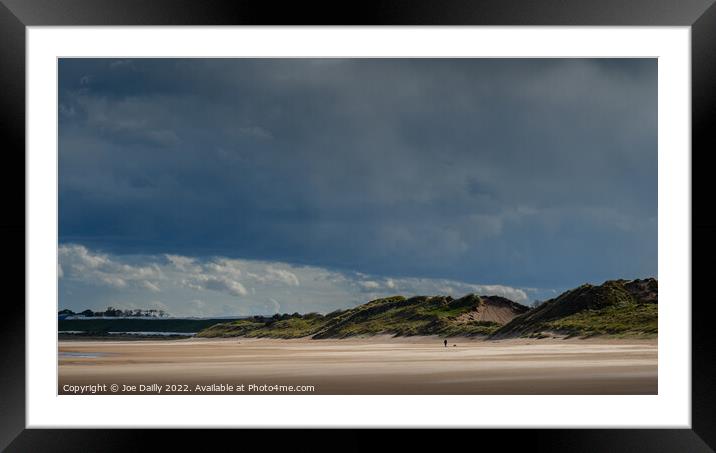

{"left": 444, "top": 339, "right": 448, "bottom": 348}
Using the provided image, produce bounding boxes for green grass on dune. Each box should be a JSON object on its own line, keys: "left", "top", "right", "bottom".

{"left": 196, "top": 319, "right": 266, "bottom": 338}
{"left": 244, "top": 315, "right": 329, "bottom": 339}
{"left": 544, "top": 303, "right": 657, "bottom": 338}
{"left": 196, "top": 295, "right": 504, "bottom": 339}
{"left": 196, "top": 313, "right": 333, "bottom": 339}
{"left": 311, "top": 295, "right": 485, "bottom": 338}
{"left": 196, "top": 280, "right": 657, "bottom": 341}
{"left": 437, "top": 320, "right": 502, "bottom": 336}
{"left": 490, "top": 279, "right": 658, "bottom": 339}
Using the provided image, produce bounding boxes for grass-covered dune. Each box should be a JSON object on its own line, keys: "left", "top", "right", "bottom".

{"left": 489, "top": 278, "right": 658, "bottom": 339}
{"left": 197, "top": 278, "right": 658, "bottom": 340}
{"left": 197, "top": 294, "right": 529, "bottom": 339}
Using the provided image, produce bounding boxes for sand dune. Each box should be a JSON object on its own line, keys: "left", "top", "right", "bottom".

{"left": 58, "top": 336, "right": 657, "bottom": 395}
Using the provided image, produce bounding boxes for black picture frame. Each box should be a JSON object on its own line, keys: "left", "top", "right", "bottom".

{"left": 2, "top": 0, "right": 714, "bottom": 450}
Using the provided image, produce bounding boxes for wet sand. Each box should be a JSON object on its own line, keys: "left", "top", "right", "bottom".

{"left": 58, "top": 336, "right": 657, "bottom": 395}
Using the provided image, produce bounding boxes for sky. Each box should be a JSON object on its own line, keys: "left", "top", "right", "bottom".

{"left": 58, "top": 58, "right": 657, "bottom": 317}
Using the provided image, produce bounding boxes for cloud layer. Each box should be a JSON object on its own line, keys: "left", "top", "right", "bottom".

{"left": 59, "top": 244, "right": 538, "bottom": 316}
{"left": 58, "top": 58, "right": 657, "bottom": 297}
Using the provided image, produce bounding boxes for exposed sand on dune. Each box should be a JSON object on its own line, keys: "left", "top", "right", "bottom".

{"left": 456, "top": 304, "right": 517, "bottom": 324}
{"left": 58, "top": 336, "right": 657, "bottom": 395}
{"left": 454, "top": 297, "right": 527, "bottom": 324}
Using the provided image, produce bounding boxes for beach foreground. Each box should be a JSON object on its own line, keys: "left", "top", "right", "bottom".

{"left": 58, "top": 336, "right": 657, "bottom": 395}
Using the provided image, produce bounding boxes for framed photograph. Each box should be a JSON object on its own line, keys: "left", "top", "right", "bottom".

{"left": 3, "top": 0, "right": 715, "bottom": 450}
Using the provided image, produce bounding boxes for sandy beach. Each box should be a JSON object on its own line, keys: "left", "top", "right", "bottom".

{"left": 58, "top": 336, "right": 657, "bottom": 395}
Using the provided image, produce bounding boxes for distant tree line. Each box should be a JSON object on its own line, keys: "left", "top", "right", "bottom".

{"left": 58, "top": 307, "right": 169, "bottom": 318}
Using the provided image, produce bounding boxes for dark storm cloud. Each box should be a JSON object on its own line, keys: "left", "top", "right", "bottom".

{"left": 58, "top": 58, "right": 657, "bottom": 290}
